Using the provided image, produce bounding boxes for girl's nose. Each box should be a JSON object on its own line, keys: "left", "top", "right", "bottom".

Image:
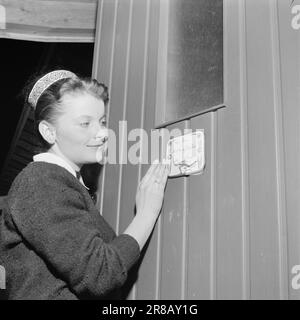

{"left": 95, "top": 127, "right": 108, "bottom": 143}
{"left": 100, "top": 136, "right": 108, "bottom": 143}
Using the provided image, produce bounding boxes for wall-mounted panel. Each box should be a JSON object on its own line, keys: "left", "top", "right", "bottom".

{"left": 155, "top": 0, "right": 224, "bottom": 128}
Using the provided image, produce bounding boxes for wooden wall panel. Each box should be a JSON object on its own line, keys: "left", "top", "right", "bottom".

{"left": 93, "top": 0, "right": 300, "bottom": 300}
{"left": 215, "top": 0, "right": 247, "bottom": 299}
{"left": 159, "top": 121, "right": 186, "bottom": 299}
{"left": 93, "top": 0, "right": 163, "bottom": 299}
{"left": 277, "top": 0, "right": 300, "bottom": 300}
{"left": 188, "top": 113, "right": 213, "bottom": 299}
{"left": 117, "top": 0, "right": 148, "bottom": 239}
{"left": 93, "top": 0, "right": 119, "bottom": 229}
{"left": 215, "top": 102, "right": 245, "bottom": 299}
{"left": 132, "top": 0, "right": 161, "bottom": 300}
{"left": 246, "top": 0, "right": 282, "bottom": 299}
{"left": 116, "top": 0, "right": 151, "bottom": 300}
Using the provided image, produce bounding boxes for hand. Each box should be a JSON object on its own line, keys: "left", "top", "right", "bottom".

{"left": 135, "top": 160, "right": 170, "bottom": 218}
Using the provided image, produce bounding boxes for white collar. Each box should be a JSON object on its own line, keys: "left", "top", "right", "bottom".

{"left": 33, "top": 152, "right": 89, "bottom": 190}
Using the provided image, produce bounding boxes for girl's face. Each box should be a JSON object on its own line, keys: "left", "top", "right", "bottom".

{"left": 53, "top": 93, "right": 108, "bottom": 167}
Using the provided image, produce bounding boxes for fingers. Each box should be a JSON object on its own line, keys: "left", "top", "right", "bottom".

{"left": 139, "top": 159, "right": 170, "bottom": 191}
{"left": 156, "top": 163, "right": 169, "bottom": 190}
{"left": 150, "top": 162, "right": 169, "bottom": 190}
{"left": 139, "top": 159, "right": 160, "bottom": 189}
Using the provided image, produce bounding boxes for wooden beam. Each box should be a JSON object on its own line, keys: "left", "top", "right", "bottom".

{"left": 2, "top": 0, "right": 97, "bottom": 29}
{"left": 0, "top": 0, "right": 97, "bottom": 42}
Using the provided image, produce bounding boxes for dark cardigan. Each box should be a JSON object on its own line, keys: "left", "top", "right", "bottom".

{"left": 0, "top": 161, "right": 140, "bottom": 300}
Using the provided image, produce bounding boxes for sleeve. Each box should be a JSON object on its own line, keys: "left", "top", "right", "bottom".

{"left": 8, "top": 170, "right": 140, "bottom": 298}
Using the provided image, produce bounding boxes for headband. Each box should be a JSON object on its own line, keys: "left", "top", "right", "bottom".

{"left": 28, "top": 70, "right": 77, "bottom": 109}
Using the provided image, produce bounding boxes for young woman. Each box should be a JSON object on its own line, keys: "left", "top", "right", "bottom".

{"left": 0, "top": 70, "right": 169, "bottom": 299}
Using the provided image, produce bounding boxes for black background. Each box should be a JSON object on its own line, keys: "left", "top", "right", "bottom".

{"left": 0, "top": 39, "right": 94, "bottom": 175}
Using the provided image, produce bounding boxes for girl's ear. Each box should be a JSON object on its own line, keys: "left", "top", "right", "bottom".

{"left": 38, "top": 120, "right": 56, "bottom": 145}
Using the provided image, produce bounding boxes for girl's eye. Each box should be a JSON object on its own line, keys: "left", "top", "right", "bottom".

{"left": 100, "top": 119, "right": 107, "bottom": 126}
{"left": 80, "top": 122, "right": 90, "bottom": 127}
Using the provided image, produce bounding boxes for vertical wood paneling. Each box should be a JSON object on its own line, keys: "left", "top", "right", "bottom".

{"left": 109, "top": 0, "right": 133, "bottom": 234}
{"left": 92, "top": 0, "right": 299, "bottom": 300}
{"left": 131, "top": 0, "right": 151, "bottom": 300}
{"left": 212, "top": 0, "right": 246, "bottom": 300}
{"left": 269, "top": 0, "right": 288, "bottom": 300}
{"left": 154, "top": 0, "right": 168, "bottom": 127}
{"left": 159, "top": 122, "right": 185, "bottom": 299}
{"left": 93, "top": 0, "right": 163, "bottom": 300}
{"left": 117, "top": 0, "right": 150, "bottom": 300}
{"left": 181, "top": 121, "right": 189, "bottom": 300}
{"left": 238, "top": 0, "right": 251, "bottom": 300}
{"left": 210, "top": 112, "right": 217, "bottom": 300}
{"left": 118, "top": 0, "right": 147, "bottom": 234}
{"left": 246, "top": 0, "right": 281, "bottom": 299}
{"left": 277, "top": 0, "right": 300, "bottom": 300}
{"left": 93, "top": 0, "right": 118, "bottom": 229}
{"left": 92, "top": 0, "right": 116, "bottom": 85}
{"left": 188, "top": 113, "right": 213, "bottom": 299}
{"left": 134, "top": 0, "right": 161, "bottom": 300}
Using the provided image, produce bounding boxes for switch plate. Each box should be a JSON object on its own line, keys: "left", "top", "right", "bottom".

{"left": 166, "top": 130, "right": 205, "bottom": 177}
